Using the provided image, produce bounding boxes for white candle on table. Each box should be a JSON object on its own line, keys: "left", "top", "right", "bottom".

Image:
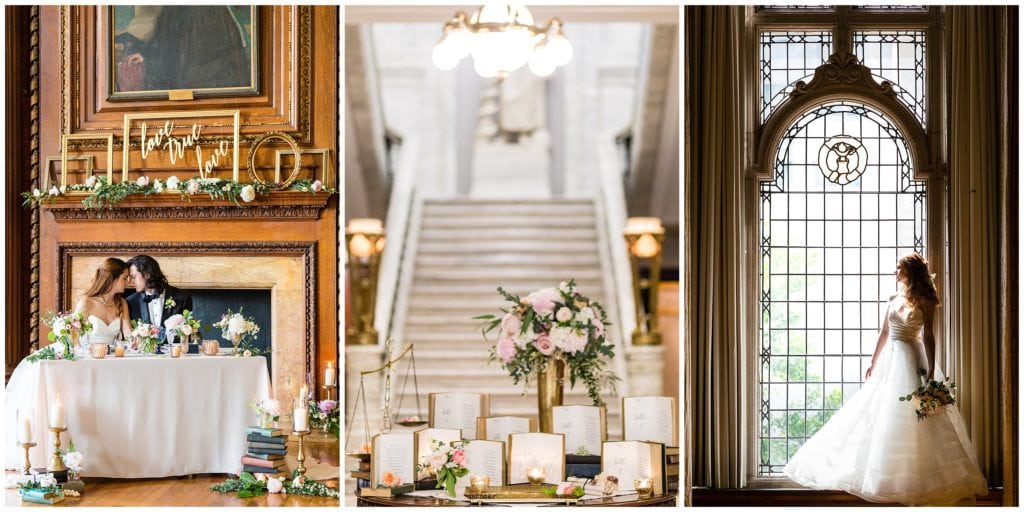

{"left": 293, "top": 407, "right": 309, "bottom": 432}
{"left": 18, "top": 416, "right": 32, "bottom": 443}
{"left": 300, "top": 385, "right": 308, "bottom": 400}
{"left": 49, "top": 399, "right": 65, "bottom": 429}
{"left": 324, "top": 363, "right": 336, "bottom": 386}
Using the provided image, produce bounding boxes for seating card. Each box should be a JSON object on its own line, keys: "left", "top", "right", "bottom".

{"left": 508, "top": 432, "right": 565, "bottom": 484}
{"left": 429, "top": 392, "right": 489, "bottom": 439}
{"left": 413, "top": 427, "right": 462, "bottom": 480}
{"left": 622, "top": 396, "right": 677, "bottom": 447}
{"left": 476, "top": 415, "right": 536, "bottom": 442}
{"left": 454, "top": 439, "right": 506, "bottom": 493}
{"left": 370, "top": 432, "right": 414, "bottom": 489}
{"left": 601, "top": 441, "right": 666, "bottom": 493}
{"left": 552, "top": 405, "right": 606, "bottom": 457}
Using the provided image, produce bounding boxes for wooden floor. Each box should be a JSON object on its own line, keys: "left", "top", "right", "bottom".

{"left": 5, "top": 473, "right": 341, "bottom": 507}
{"left": 692, "top": 488, "right": 1005, "bottom": 507}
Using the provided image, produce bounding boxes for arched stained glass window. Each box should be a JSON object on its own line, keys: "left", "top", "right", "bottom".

{"left": 757, "top": 100, "right": 927, "bottom": 475}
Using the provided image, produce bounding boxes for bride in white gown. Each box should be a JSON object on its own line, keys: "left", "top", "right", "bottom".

{"left": 73, "top": 257, "right": 133, "bottom": 346}
{"left": 784, "top": 253, "right": 988, "bottom": 505}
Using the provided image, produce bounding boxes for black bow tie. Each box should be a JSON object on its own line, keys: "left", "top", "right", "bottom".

{"left": 143, "top": 293, "right": 159, "bottom": 304}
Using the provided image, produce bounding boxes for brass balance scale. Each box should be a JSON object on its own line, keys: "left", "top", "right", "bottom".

{"left": 344, "top": 337, "right": 426, "bottom": 464}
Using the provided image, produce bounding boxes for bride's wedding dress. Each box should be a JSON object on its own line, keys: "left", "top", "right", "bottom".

{"left": 86, "top": 315, "right": 121, "bottom": 345}
{"left": 784, "top": 294, "right": 989, "bottom": 505}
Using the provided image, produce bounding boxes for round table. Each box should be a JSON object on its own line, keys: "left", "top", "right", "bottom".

{"left": 356, "top": 492, "right": 678, "bottom": 507}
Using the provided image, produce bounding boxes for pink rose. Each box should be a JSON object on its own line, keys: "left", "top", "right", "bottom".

{"left": 563, "top": 330, "right": 588, "bottom": 354}
{"left": 593, "top": 318, "right": 605, "bottom": 337}
{"left": 497, "top": 336, "right": 517, "bottom": 362}
{"left": 501, "top": 313, "right": 522, "bottom": 336}
{"left": 311, "top": 180, "right": 324, "bottom": 192}
{"left": 527, "top": 287, "right": 561, "bottom": 317}
{"left": 452, "top": 449, "right": 466, "bottom": 467}
{"left": 534, "top": 334, "right": 555, "bottom": 356}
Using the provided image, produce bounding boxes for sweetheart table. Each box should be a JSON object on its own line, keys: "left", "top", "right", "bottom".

{"left": 5, "top": 354, "right": 272, "bottom": 478}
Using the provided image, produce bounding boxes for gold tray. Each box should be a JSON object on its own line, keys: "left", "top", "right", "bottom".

{"left": 463, "top": 485, "right": 581, "bottom": 505}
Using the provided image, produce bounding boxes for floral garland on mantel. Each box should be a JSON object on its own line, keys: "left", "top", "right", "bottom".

{"left": 21, "top": 175, "right": 337, "bottom": 210}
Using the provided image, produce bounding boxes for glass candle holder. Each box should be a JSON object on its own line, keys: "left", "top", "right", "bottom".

{"left": 114, "top": 342, "right": 125, "bottom": 357}
{"left": 469, "top": 475, "right": 489, "bottom": 491}
{"left": 170, "top": 344, "right": 181, "bottom": 358}
{"left": 526, "top": 467, "right": 546, "bottom": 485}
{"left": 89, "top": 343, "right": 109, "bottom": 359}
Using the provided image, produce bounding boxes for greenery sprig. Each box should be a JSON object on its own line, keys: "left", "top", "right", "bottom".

{"left": 209, "top": 470, "right": 340, "bottom": 499}
{"left": 24, "top": 345, "right": 73, "bottom": 363}
{"left": 22, "top": 175, "right": 337, "bottom": 210}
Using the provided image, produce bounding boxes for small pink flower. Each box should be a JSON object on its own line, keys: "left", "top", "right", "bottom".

{"left": 563, "top": 330, "right": 588, "bottom": 354}
{"left": 527, "top": 288, "right": 561, "bottom": 317}
{"left": 497, "top": 336, "right": 517, "bottom": 362}
{"left": 501, "top": 313, "right": 522, "bottom": 336}
{"left": 593, "top": 318, "right": 605, "bottom": 337}
{"left": 187, "top": 180, "right": 201, "bottom": 195}
{"left": 452, "top": 449, "right": 466, "bottom": 467}
{"left": 311, "top": 180, "right": 324, "bottom": 192}
{"left": 535, "top": 334, "right": 555, "bottom": 356}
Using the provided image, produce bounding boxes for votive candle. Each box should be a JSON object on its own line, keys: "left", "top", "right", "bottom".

{"left": 527, "top": 467, "right": 546, "bottom": 484}
{"left": 171, "top": 345, "right": 181, "bottom": 358}
{"left": 115, "top": 344, "right": 125, "bottom": 357}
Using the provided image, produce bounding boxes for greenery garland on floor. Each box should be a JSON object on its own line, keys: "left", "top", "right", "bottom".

{"left": 21, "top": 175, "right": 336, "bottom": 210}
{"left": 210, "top": 470, "right": 340, "bottom": 499}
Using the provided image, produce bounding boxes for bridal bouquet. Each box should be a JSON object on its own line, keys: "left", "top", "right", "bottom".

{"left": 417, "top": 439, "right": 469, "bottom": 497}
{"left": 130, "top": 320, "right": 161, "bottom": 354}
{"left": 476, "top": 280, "right": 618, "bottom": 406}
{"left": 900, "top": 369, "right": 957, "bottom": 421}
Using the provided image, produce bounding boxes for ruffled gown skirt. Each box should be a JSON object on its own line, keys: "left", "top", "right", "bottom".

{"left": 783, "top": 338, "right": 989, "bottom": 505}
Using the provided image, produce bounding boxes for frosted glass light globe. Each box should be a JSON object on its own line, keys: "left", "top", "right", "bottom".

{"left": 432, "top": 41, "right": 462, "bottom": 70}
{"left": 528, "top": 45, "right": 556, "bottom": 76}
{"left": 546, "top": 33, "right": 574, "bottom": 67}
{"left": 473, "top": 58, "right": 499, "bottom": 78}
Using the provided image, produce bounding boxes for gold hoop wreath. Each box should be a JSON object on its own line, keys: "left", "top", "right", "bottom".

{"left": 247, "top": 131, "right": 301, "bottom": 189}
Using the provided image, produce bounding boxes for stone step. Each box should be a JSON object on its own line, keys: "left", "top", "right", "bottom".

{"left": 416, "top": 240, "right": 599, "bottom": 254}
{"left": 418, "top": 228, "right": 598, "bottom": 242}
{"left": 408, "top": 282, "right": 606, "bottom": 298}
{"left": 421, "top": 216, "right": 597, "bottom": 229}
{"left": 422, "top": 199, "right": 594, "bottom": 215}
{"left": 412, "top": 253, "right": 602, "bottom": 267}
{"left": 412, "top": 268, "right": 604, "bottom": 282}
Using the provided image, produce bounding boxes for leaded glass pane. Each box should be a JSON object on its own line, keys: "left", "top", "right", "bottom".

{"left": 758, "top": 101, "right": 926, "bottom": 476}
{"left": 854, "top": 31, "right": 927, "bottom": 125}
{"left": 760, "top": 31, "right": 833, "bottom": 122}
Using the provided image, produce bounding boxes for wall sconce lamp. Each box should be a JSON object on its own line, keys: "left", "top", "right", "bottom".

{"left": 624, "top": 217, "right": 665, "bottom": 346}
{"left": 346, "top": 218, "right": 386, "bottom": 345}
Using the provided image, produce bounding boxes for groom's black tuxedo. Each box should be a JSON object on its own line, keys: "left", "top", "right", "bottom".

{"left": 126, "top": 285, "right": 193, "bottom": 341}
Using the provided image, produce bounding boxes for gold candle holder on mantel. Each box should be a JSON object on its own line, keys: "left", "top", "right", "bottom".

{"left": 48, "top": 427, "right": 67, "bottom": 472}
{"left": 293, "top": 430, "right": 310, "bottom": 484}
{"left": 20, "top": 442, "right": 36, "bottom": 475}
{"left": 322, "top": 383, "right": 336, "bottom": 401}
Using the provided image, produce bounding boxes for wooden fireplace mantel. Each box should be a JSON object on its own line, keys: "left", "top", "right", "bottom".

{"left": 41, "top": 191, "right": 334, "bottom": 221}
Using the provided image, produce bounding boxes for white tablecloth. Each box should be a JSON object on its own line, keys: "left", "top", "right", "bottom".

{"left": 5, "top": 354, "right": 271, "bottom": 478}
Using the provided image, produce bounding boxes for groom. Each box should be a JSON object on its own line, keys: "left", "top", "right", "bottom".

{"left": 126, "top": 254, "right": 193, "bottom": 342}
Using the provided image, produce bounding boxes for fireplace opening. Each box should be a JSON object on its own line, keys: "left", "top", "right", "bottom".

{"left": 189, "top": 289, "right": 273, "bottom": 377}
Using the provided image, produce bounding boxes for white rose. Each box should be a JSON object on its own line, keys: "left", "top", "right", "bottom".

{"left": 136, "top": 176, "right": 150, "bottom": 187}
{"left": 153, "top": 179, "right": 165, "bottom": 192}
{"left": 32, "top": 188, "right": 42, "bottom": 198}
{"left": 555, "top": 307, "right": 573, "bottom": 323}
{"left": 48, "top": 186, "right": 60, "bottom": 196}
{"left": 37, "top": 474, "right": 57, "bottom": 488}
{"left": 63, "top": 451, "right": 84, "bottom": 472}
{"left": 52, "top": 318, "right": 67, "bottom": 334}
{"left": 187, "top": 180, "right": 201, "bottom": 195}
{"left": 575, "top": 307, "right": 595, "bottom": 324}
{"left": 228, "top": 315, "right": 247, "bottom": 334}
{"left": 166, "top": 176, "right": 180, "bottom": 190}
{"left": 549, "top": 326, "right": 571, "bottom": 350}
{"left": 240, "top": 185, "right": 256, "bottom": 203}
{"left": 428, "top": 451, "right": 447, "bottom": 470}
{"left": 85, "top": 175, "right": 97, "bottom": 188}
{"left": 180, "top": 324, "right": 193, "bottom": 336}
{"left": 261, "top": 399, "right": 281, "bottom": 417}
{"left": 267, "top": 477, "right": 283, "bottom": 493}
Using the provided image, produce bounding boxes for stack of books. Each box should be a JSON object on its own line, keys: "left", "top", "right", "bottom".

{"left": 666, "top": 447, "right": 680, "bottom": 492}
{"left": 18, "top": 487, "right": 64, "bottom": 505}
{"left": 243, "top": 426, "right": 288, "bottom": 475}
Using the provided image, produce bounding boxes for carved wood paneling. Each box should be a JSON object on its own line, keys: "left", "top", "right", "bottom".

{"left": 42, "top": 192, "right": 332, "bottom": 221}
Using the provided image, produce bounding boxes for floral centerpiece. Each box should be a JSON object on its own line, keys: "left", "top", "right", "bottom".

{"left": 417, "top": 439, "right": 469, "bottom": 498}
{"left": 27, "top": 311, "right": 94, "bottom": 362}
{"left": 131, "top": 320, "right": 161, "bottom": 354}
{"left": 900, "top": 368, "right": 957, "bottom": 421}
{"left": 309, "top": 399, "right": 340, "bottom": 437}
{"left": 251, "top": 398, "right": 281, "bottom": 429}
{"left": 215, "top": 308, "right": 266, "bottom": 356}
{"left": 476, "top": 280, "right": 619, "bottom": 408}
{"left": 178, "top": 310, "right": 202, "bottom": 343}
{"left": 163, "top": 314, "right": 185, "bottom": 344}
{"left": 61, "top": 438, "right": 85, "bottom": 480}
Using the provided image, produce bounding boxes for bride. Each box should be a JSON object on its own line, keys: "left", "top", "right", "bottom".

{"left": 784, "top": 252, "right": 988, "bottom": 505}
{"left": 73, "top": 258, "right": 133, "bottom": 345}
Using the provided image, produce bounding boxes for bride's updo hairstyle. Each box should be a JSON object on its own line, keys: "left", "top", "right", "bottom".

{"left": 898, "top": 252, "right": 938, "bottom": 307}
{"left": 83, "top": 257, "right": 129, "bottom": 300}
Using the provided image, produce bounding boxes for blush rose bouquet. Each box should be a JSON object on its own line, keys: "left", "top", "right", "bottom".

{"left": 476, "top": 279, "right": 619, "bottom": 406}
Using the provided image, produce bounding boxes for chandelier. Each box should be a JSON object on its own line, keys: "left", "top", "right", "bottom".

{"left": 432, "top": 2, "right": 573, "bottom": 78}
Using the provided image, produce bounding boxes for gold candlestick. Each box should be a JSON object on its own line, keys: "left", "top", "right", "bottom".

{"left": 48, "top": 427, "right": 67, "bottom": 472}
{"left": 322, "top": 383, "right": 336, "bottom": 401}
{"left": 293, "top": 430, "right": 310, "bottom": 484}
{"left": 20, "top": 442, "right": 36, "bottom": 474}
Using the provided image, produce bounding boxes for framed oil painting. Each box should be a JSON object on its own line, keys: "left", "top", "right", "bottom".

{"left": 108, "top": 5, "right": 259, "bottom": 100}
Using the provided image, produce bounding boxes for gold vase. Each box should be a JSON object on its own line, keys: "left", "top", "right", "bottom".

{"left": 537, "top": 358, "right": 565, "bottom": 433}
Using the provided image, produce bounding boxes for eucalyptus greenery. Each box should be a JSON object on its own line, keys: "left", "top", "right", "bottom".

{"left": 209, "top": 470, "right": 340, "bottom": 499}
{"left": 21, "top": 175, "right": 337, "bottom": 210}
{"left": 24, "top": 345, "right": 75, "bottom": 363}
